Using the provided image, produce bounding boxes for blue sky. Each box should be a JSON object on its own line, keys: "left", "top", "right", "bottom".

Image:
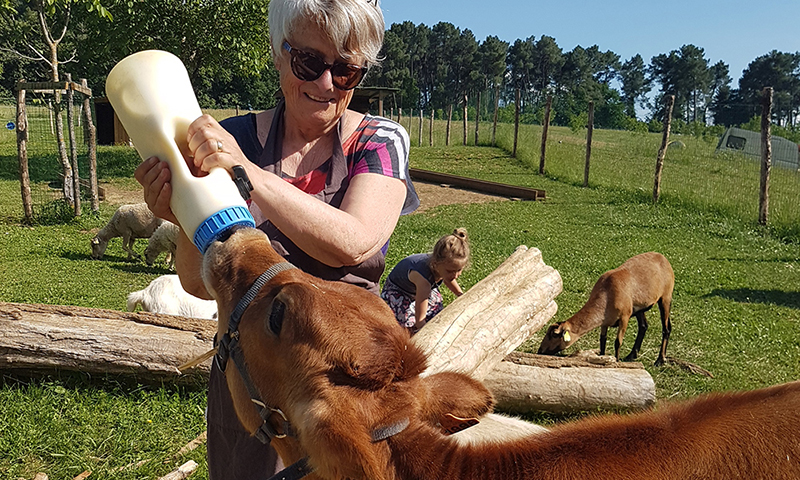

{"left": 380, "top": 0, "right": 800, "bottom": 85}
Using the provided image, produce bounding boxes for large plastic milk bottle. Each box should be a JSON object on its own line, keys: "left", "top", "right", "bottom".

{"left": 105, "top": 50, "right": 255, "bottom": 253}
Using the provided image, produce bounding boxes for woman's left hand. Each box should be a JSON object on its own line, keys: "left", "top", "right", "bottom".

{"left": 186, "top": 114, "right": 251, "bottom": 174}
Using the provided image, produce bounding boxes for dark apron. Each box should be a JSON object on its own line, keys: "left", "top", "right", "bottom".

{"left": 207, "top": 102, "right": 386, "bottom": 479}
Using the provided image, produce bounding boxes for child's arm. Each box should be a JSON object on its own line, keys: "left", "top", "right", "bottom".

{"left": 443, "top": 278, "right": 464, "bottom": 297}
{"left": 409, "top": 269, "right": 432, "bottom": 328}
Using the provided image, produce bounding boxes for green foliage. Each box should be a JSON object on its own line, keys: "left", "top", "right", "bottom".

{"left": 568, "top": 111, "right": 588, "bottom": 133}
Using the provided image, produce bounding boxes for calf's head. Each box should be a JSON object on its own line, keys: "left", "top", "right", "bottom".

{"left": 201, "top": 228, "right": 494, "bottom": 480}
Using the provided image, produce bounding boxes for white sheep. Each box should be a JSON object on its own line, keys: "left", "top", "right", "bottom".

{"left": 144, "top": 221, "right": 179, "bottom": 268}
{"left": 126, "top": 275, "right": 217, "bottom": 319}
{"left": 91, "top": 203, "right": 163, "bottom": 260}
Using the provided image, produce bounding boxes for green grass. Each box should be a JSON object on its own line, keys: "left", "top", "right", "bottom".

{"left": 1, "top": 112, "right": 799, "bottom": 478}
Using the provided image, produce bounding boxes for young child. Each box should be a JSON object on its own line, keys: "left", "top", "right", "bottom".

{"left": 381, "top": 228, "right": 470, "bottom": 333}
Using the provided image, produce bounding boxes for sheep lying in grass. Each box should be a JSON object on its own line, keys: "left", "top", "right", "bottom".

{"left": 144, "top": 221, "right": 179, "bottom": 268}
{"left": 91, "top": 203, "right": 163, "bottom": 260}
{"left": 126, "top": 275, "right": 217, "bottom": 319}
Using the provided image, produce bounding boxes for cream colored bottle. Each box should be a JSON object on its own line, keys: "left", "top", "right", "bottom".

{"left": 106, "top": 50, "right": 254, "bottom": 252}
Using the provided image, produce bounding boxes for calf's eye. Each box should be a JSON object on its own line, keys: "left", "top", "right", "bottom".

{"left": 268, "top": 300, "right": 285, "bottom": 335}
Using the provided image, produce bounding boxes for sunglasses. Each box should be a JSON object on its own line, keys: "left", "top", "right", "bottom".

{"left": 283, "top": 41, "right": 367, "bottom": 91}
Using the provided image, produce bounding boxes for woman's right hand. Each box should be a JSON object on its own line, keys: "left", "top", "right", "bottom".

{"left": 134, "top": 156, "right": 179, "bottom": 225}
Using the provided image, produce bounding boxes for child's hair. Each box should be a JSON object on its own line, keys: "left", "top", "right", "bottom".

{"left": 431, "top": 228, "right": 470, "bottom": 267}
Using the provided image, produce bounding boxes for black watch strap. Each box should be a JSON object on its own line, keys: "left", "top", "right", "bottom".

{"left": 232, "top": 165, "right": 253, "bottom": 201}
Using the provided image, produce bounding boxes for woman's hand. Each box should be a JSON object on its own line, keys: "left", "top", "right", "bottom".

{"left": 187, "top": 114, "right": 251, "bottom": 175}
{"left": 134, "top": 156, "right": 179, "bottom": 225}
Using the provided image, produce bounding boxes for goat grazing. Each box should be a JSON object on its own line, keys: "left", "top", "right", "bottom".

{"left": 91, "top": 203, "right": 163, "bottom": 260}
{"left": 127, "top": 275, "right": 217, "bottom": 319}
{"left": 201, "top": 229, "right": 800, "bottom": 480}
{"left": 144, "top": 221, "right": 179, "bottom": 268}
{"left": 538, "top": 251, "right": 674, "bottom": 366}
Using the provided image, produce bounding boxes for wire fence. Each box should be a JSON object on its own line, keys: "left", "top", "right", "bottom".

{"left": 396, "top": 112, "right": 800, "bottom": 241}
{"left": 1, "top": 95, "right": 92, "bottom": 221}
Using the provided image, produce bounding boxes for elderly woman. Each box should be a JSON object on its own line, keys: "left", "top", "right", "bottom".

{"left": 135, "top": 0, "right": 417, "bottom": 477}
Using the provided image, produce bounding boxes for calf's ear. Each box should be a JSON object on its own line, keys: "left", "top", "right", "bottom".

{"left": 331, "top": 325, "right": 427, "bottom": 391}
{"left": 420, "top": 371, "right": 494, "bottom": 427}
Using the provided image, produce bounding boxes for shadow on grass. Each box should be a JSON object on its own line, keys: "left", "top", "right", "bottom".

{"left": 1, "top": 369, "right": 207, "bottom": 394}
{"left": 704, "top": 288, "right": 800, "bottom": 309}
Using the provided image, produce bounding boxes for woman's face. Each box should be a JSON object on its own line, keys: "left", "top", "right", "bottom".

{"left": 275, "top": 21, "right": 364, "bottom": 134}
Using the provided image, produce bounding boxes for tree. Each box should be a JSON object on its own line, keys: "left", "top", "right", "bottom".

{"left": 1, "top": 0, "right": 112, "bottom": 205}
{"left": 650, "top": 45, "right": 710, "bottom": 123}
{"left": 620, "top": 54, "right": 649, "bottom": 119}
{"left": 477, "top": 35, "right": 508, "bottom": 145}
{"left": 738, "top": 50, "right": 800, "bottom": 126}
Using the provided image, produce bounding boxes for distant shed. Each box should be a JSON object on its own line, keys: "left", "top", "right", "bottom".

{"left": 715, "top": 127, "right": 799, "bottom": 170}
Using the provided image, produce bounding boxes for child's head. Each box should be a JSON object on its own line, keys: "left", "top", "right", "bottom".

{"left": 430, "top": 228, "right": 470, "bottom": 281}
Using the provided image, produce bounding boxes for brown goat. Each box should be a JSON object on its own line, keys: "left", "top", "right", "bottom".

{"left": 202, "top": 230, "right": 800, "bottom": 480}
{"left": 538, "top": 251, "right": 674, "bottom": 365}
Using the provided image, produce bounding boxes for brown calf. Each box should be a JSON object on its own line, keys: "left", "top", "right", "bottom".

{"left": 203, "top": 230, "right": 800, "bottom": 480}
{"left": 538, "top": 251, "right": 674, "bottom": 365}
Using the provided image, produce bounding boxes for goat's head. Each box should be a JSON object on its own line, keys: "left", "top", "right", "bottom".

{"left": 537, "top": 322, "right": 574, "bottom": 355}
{"left": 90, "top": 236, "right": 107, "bottom": 259}
{"left": 202, "top": 227, "right": 494, "bottom": 480}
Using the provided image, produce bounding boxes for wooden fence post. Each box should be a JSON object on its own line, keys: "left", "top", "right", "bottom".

{"left": 81, "top": 78, "right": 99, "bottom": 212}
{"left": 474, "top": 90, "right": 481, "bottom": 146}
{"left": 539, "top": 96, "right": 552, "bottom": 175}
{"left": 418, "top": 108, "right": 423, "bottom": 147}
{"left": 462, "top": 94, "right": 468, "bottom": 146}
{"left": 16, "top": 80, "right": 33, "bottom": 223}
{"left": 492, "top": 84, "right": 499, "bottom": 147}
{"left": 66, "top": 74, "right": 81, "bottom": 217}
{"left": 759, "top": 87, "right": 773, "bottom": 226}
{"left": 583, "top": 101, "right": 594, "bottom": 188}
{"left": 653, "top": 95, "right": 675, "bottom": 204}
{"left": 512, "top": 86, "right": 520, "bottom": 157}
{"left": 429, "top": 108, "right": 434, "bottom": 146}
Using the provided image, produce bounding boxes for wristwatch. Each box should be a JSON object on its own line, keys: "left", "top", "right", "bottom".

{"left": 232, "top": 165, "right": 253, "bottom": 201}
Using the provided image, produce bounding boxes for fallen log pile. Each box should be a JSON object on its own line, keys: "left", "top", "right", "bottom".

{"left": 0, "top": 245, "right": 656, "bottom": 413}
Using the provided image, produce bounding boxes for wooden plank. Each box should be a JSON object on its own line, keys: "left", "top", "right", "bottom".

{"left": 409, "top": 168, "right": 546, "bottom": 200}
{"left": 16, "top": 81, "right": 91, "bottom": 96}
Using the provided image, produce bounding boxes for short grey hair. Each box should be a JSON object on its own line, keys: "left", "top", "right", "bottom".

{"left": 269, "top": 0, "right": 384, "bottom": 68}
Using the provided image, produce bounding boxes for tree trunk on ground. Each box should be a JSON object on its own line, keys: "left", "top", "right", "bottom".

{"left": 413, "top": 245, "right": 562, "bottom": 381}
{"left": 1, "top": 246, "right": 656, "bottom": 414}
{"left": 0, "top": 302, "right": 215, "bottom": 383}
{"left": 484, "top": 352, "right": 656, "bottom": 413}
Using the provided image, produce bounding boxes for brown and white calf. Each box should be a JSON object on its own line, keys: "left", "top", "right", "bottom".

{"left": 538, "top": 251, "right": 674, "bottom": 365}
{"left": 202, "top": 229, "right": 800, "bottom": 480}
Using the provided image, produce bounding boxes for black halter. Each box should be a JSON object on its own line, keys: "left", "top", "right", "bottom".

{"left": 213, "top": 261, "right": 313, "bottom": 480}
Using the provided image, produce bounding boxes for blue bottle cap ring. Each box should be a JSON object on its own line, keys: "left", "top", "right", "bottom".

{"left": 193, "top": 206, "right": 256, "bottom": 253}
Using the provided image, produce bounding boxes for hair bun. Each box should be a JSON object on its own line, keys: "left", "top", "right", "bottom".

{"left": 453, "top": 227, "right": 468, "bottom": 240}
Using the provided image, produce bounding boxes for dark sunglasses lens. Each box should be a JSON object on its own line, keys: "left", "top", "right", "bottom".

{"left": 331, "top": 64, "right": 365, "bottom": 90}
{"left": 292, "top": 51, "right": 326, "bottom": 81}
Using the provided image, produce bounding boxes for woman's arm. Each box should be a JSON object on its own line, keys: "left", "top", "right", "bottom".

{"left": 187, "top": 115, "right": 407, "bottom": 267}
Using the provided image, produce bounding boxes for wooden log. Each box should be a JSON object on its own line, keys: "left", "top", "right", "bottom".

{"left": 0, "top": 302, "right": 216, "bottom": 383}
{"left": 414, "top": 245, "right": 562, "bottom": 381}
{"left": 158, "top": 460, "right": 197, "bottom": 480}
{"left": 483, "top": 352, "right": 656, "bottom": 414}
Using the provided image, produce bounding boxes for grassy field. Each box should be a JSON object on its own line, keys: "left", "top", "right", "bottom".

{"left": 0, "top": 109, "right": 799, "bottom": 479}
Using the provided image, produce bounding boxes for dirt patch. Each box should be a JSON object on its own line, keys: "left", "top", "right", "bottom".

{"left": 412, "top": 182, "right": 508, "bottom": 213}
{"left": 101, "top": 181, "right": 508, "bottom": 213}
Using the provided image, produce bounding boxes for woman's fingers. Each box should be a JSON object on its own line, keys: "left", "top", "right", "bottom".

{"left": 134, "top": 156, "right": 178, "bottom": 224}
{"left": 187, "top": 114, "right": 244, "bottom": 173}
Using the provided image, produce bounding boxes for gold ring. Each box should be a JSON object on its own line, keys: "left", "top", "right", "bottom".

{"left": 216, "top": 140, "right": 223, "bottom": 153}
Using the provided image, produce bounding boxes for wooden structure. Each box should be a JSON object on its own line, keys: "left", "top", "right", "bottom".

{"left": 349, "top": 86, "right": 399, "bottom": 116}
{"left": 0, "top": 246, "right": 656, "bottom": 414}
{"left": 15, "top": 79, "right": 99, "bottom": 220}
{"left": 93, "top": 97, "right": 131, "bottom": 146}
